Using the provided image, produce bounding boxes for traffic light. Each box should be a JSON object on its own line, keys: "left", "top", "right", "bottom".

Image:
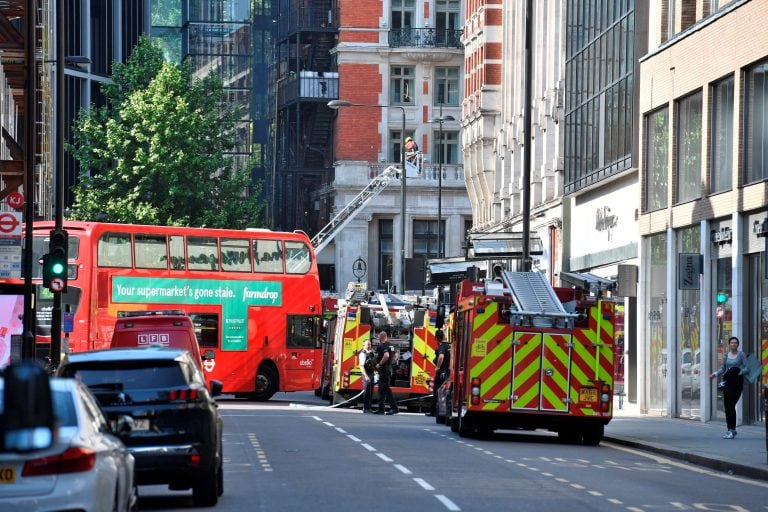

{"left": 43, "top": 229, "right": 68, "bottom": 293}
{"left": 716, "top": 292, "right": 728, "bottom": 304}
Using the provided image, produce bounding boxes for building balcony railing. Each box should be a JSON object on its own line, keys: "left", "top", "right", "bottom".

{"left": 277, "top": 71, "right": 339, "bottom": 105}
{"left": 369, "top": 161, "right": 465, "bottom": 184}
{"left": 388, "top": 28, "right": 463, "bottom": 49}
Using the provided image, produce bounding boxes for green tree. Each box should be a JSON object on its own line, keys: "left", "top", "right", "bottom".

{"left": 68, "top": 36, "right": 264, "bottom": 229}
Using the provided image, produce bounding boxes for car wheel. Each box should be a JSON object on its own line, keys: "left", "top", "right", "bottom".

{"left": 192, "top": 468, "right": 219, "bottom": 507}
{"left": 252, "top": 365, "right": 278, "bottom": 401}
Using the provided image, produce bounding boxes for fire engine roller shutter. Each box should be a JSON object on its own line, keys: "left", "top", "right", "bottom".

{"left": 540, "top": 333, "right": 573, "bottom": 412}
{"left": 570, "top": 300, "right": 616, "bottom": 416}
{"left": 468, "top": 301, "right": 513, "bottom": 412}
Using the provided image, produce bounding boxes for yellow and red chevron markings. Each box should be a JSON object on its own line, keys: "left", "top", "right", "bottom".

{"left": 465, "top": 298, "right": 616, "bottom": 419}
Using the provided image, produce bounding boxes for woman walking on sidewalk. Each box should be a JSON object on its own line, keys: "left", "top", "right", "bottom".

{"left": 709, "top": 336, "right": 748, "bottom": 439}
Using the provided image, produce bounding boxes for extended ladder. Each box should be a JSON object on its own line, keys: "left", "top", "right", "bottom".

{"left": 311, "top": 165, "right": 400, "bottom": 254}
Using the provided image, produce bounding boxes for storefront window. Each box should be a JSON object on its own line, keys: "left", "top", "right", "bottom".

{"left": 677, "top": 226, "right": 700, "bottom": 419}
{"left": 646, "top": 232, "right": 668, "bottom": 412}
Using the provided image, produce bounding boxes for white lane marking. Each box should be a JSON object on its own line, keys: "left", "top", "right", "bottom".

{"left": 414, "top": 478, "right": 435, "bottom": 491}
{"left": 394, "top": 464, "right": 413, "bottom": 475}
{"left": 604, "top": 441, "right": 768, "bottom": 489}
{"left": 318, "top": 418, "right": 461, "bottom": 510}
{"left": 435, "top": 494, "right": 461, "bottom": 511}
{"left": 607, "top": 499, "right": 623, "bottom": 505}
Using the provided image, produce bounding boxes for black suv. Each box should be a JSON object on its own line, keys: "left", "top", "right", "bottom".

{"left": 57, "top": 347, "right": 224, "bottom": 507}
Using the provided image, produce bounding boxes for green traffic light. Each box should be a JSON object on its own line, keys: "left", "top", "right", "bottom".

{"left": 716, "top": 292, "right": 727, "bottom": 304}
{"left": 51, "top": 262, "right": 65, "bottom": 276}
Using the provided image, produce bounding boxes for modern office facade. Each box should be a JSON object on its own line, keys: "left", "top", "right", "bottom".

{"left": 639, "top": 0, "right": 767, "bottom": 425}
{"left": 0, "top": 0, "right": 268, "bottom": 220}
{"left": 563, "top": 0, "right": 647, "bottom": 406}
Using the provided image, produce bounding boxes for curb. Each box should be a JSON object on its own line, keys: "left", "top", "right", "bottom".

{"left": 604, "top": 435, "right": 768, "bottom": 482}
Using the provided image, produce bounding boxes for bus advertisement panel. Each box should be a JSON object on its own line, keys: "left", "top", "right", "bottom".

{"left": 20, "top": 221, "right": 323, "bottom": 400}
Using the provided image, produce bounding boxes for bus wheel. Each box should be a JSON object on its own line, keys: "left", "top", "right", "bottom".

{"left": 321, "top": 382, "right": 331, "bottom": 400}
{"left": 252, "top": 366, "right": 278, "bottom": 401}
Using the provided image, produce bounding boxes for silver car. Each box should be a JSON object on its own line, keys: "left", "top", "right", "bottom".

{"left": 0, "top": 377, "right": 137, "bottom": 512}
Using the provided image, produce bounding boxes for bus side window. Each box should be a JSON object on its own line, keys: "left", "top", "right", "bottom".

{"left": 169, "top": 235, "right": 186, "bottom": 270}
{"left": 190, "top": 313, "right": 220, "bottom": 349}
{"left": 188, "top": 236, "right": 219, "bottom": 271}
{"left": 286, "top": 315, "right": 316, "bottom": 349}
{"left": 253, "top": 239, "right": 283, "bottom": 273}
{"left": 135, "top": 234, "right": 168, "bottom": 269}
{"left": 97, "top": 232, "right": 132, "bottom": 267}
{"left": 285, "top": 241, "right": 311, "bottom": 274}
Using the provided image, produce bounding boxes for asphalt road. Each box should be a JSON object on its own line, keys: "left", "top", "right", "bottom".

{"left": 135, "top": 392, "right": 768, "bottom": 512}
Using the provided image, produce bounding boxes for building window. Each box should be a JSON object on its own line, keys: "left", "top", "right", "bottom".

{"left": 744, "top": 59, "right": 768, "bottom": 185}
{"left": 391, "top": 0, "right": 415, "bottom": 29}
{"left": 434, "top": 67, "right": 460, "bottom": 106}
{"left": 435, "top": 0, "right": 460, "bottom": 45}
{"left": 644, "top": 106, "right": 669, "bottom": 212}
{"left": 379, "top": 219, "right": 394, "bottom": 289}
{"left": 645, "top": 231, "right": 667, "bottom": 413}
{"left": 676, "top": 225, "right": 700, "bottom": 417}
{"left": 432, "top": 131, "right": 459, "bottom": 164}
{"left": 675, "top": 91, "right": 702, "bottom": 204}
{"left": 564, "top": 3, "right": 635, "bottom": 194}
{"left": 710, "top": 76, "right": 733, "bottom": 194}
{"left": 413, "top": 220, "right": 442, "bottom": 260}
{"left": 391, "top": 130, "right": 415, "bottom": 163}
{"left": 391, "top": 66, "right": 415, "bottom": 105}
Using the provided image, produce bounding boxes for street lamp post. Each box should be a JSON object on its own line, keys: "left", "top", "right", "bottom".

{"left": 327, "top": 100, "right": 407, "bottom": 293}
{"left": 428, "top": 111, "right": 455, "bottom": 260}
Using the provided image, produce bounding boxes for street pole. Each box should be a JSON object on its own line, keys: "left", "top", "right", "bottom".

{"left": 22, "top": 0, "right": 37, "bottom": 360}
{"left": 522, "top": 0, "right": 533, "bottom": 272}
{"left": 399, "top": 106, "right": 406, "bottom": 294}
{"left": 327, "top": 100, "right": 407, "bottom": 293}
{"left": 429, "top": 110, "right": 455, "bottom": 260}
{"left": 437, "top": 102, "right": 443, "bottom": 259}
{"left": 51, "top": 0, "right": 64, "bottom": 365}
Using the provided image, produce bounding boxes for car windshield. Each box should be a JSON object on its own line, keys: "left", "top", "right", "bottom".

{"left": 61, "top": 361, "right": 186, "bottom": 389}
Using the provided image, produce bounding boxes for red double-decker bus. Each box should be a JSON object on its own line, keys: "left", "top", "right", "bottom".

{"left": 22, "top": 221, "right": 323, "bottom": 400}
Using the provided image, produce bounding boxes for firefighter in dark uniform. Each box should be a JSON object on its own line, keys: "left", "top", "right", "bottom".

{"left": 374, "top": 331, "right": 398, "bottom": 415}
{"left": 427, "top": 329, "right": 450, "bottom": 417}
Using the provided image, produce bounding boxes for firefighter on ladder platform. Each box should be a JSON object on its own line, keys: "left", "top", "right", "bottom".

{"left": 405, "top": 137, "right": 419, "bottom": 163}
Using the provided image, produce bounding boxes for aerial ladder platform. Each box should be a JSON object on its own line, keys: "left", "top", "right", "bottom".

{"left": 311, "top": 165, "right": 400, "bottom": 254}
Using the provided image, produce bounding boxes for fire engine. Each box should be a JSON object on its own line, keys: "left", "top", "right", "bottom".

{"left": 326, "top": 282, "right": 441, "bottom": 409}
{"left": 446, "top": 270, "right": 619, "bottom": 445}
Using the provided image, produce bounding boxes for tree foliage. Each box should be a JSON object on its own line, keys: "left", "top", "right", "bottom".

{"left": 68, "top": 36, "right": 264, "bottom": 229}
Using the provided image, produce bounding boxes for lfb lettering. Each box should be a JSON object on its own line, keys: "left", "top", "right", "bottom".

{"left": 138, "top": 333, "right": 170, "bottom": 345}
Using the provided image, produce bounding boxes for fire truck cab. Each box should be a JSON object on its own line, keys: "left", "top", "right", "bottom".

{"left": 447, "top": 270, "right": 619, "bottom": 445}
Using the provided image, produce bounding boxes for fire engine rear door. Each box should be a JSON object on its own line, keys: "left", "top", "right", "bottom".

{"left": 510, "top": 331, "right": 572, "bottom": 412}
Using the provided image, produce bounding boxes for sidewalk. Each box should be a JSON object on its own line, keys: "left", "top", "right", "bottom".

{"left": 605, "top": 402, "right": 768, "bottom": 481}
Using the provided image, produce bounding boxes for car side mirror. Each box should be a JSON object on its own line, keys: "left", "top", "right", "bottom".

{"left": 0, "top": 361, "right": 55, "bottom": 452}
{"left": 208, "top": 379, "right": 223, "bottom": 397}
